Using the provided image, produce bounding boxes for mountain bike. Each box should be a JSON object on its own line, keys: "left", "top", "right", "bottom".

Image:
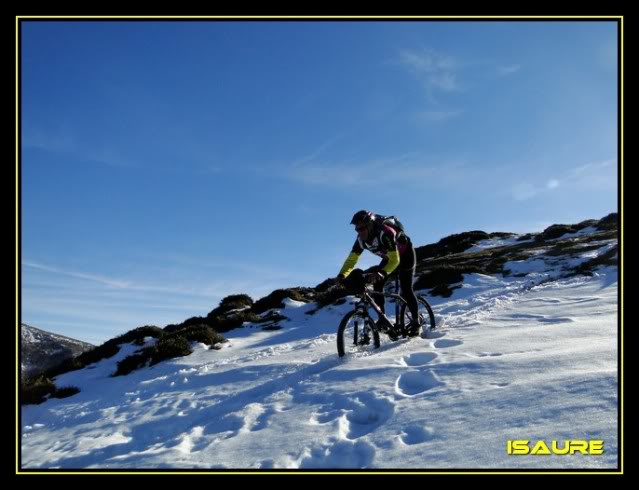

{"left": 336, "top": 274, "right": 436, "bottom": 358}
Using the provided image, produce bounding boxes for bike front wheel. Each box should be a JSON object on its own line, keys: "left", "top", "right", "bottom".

{"left": 337, "top": 309, "right": 381, "bottom": 357}
{"left": 400, "top": 295, "right": 436, "bottom": 336}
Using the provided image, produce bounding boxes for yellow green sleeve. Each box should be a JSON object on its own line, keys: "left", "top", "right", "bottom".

{"left": 338, "top": 252, "right": 361, "bottom": 278}
{"left": 382, "top": 250, "right": 400, "bottom": 276}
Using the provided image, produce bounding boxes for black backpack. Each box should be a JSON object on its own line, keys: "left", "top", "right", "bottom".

{"left": 375, "top": 214, "right": 406, "bottom": 234}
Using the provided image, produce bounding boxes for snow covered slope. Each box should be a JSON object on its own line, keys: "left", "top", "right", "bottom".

{"left": 21, "top": 225, "right": 619, "bottom": 470}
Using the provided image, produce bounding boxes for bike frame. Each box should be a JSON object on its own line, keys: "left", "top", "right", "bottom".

{"left": 357, "top": 283, "right": 405, "bottom": 331}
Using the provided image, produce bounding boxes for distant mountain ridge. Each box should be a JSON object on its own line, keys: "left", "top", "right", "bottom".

{"left": 21, "top": 324, "right": 94, "bottom": 379}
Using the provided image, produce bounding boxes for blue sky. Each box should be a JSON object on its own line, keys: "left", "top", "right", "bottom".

{"left": 20, "top": 20, "right": 619, "bottom": 344}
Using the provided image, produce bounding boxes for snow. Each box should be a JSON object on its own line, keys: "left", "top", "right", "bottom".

{"left": 501, "top": 241, "right": 616, "bottom": 283}
{"left": 558, "top": 226, "right": 599, "bottom": 240}
{"left": 22, "top": 324, "right": 93, "bottom": 348}
{"left": 21, "top": 266, "right": 618, "bottom": 470}
{"left": 466, "top": 236, "right": 526, "bottom": 253}
{"left": 504, "top": 258, "right": 553, "bottom": 277}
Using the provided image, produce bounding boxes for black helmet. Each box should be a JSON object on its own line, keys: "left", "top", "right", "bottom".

{"left": 350, "top": 210, "right": 375, "bottom": 226}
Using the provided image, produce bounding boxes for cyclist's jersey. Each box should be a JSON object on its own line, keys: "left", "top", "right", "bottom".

{"left": 352, "top": 223, "right": 409, "bottom": 258}
{"left": 338, "top": 223, "right": 410, "bottom": 279}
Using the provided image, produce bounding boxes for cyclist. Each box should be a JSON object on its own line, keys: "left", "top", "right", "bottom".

{"left": 336, "top": 210, "right": 421, "bottom": 337}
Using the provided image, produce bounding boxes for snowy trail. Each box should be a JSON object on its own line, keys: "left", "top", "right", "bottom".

{"left": 22, "top": 266, "right": 618, "bottom": 470}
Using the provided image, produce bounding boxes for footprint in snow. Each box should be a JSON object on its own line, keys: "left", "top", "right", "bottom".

{"left": 400, "top": 425, "right": 435, "bottom": 445}
{"left": 342, "top": 394, "right": 396, "bottom": 440}
{"left": 297, "top": 438, "right": 376, "bottom": 469}
{"left": 249, "top": 406, "right": 274, "bottom": 432}
{"left": 171, "top": 426, "right": 207, "bottom": 454}
{"left": 490, "top": 382, "right": 510, "bottom": 388}
{"left": 309, "top": 392, "right": 395, "bottom": 441}
{"left": 425, "top": 330, "right": 447, "bottom": 339}
{"left": 507, "top": 312, "right": 575, "bottom": 324}
{"left": 202, "top": 413, "right": 244, "bottom": 440}
{"left": 395, "top": 370, "right": 444, "bottom": 397}
{"left": 401, "top": 352, "right": 438, "bottom": 367}
{"left": 433, "top": 339, "right": 463, "bottom": 349}
{"left": 258, "top": 459, "right": 276, "bottom": 469}
{"left": 235, "top": 403, "right": 274, "bottom": 433}
{"left": 537, "top": 317, "right": 575, "bottom": 324}
{"left": 309, "top": 409, "right": 344, "bottom": 426}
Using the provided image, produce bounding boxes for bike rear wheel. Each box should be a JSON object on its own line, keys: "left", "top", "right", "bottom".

{"left": 400, "top": 295, "right": 436, "bottom": 336}
{"left": 337, "top": 309, "right": 381, "bottom": 357}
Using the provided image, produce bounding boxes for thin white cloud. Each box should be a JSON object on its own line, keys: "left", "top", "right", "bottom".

{"left": 293, "top": 134, "right": 346, "bottom": 167}
{"left": 23, "top": 260, "right": 131, "bottom": 289}
{"left": 23, "top": 257, "right": 309, "bottom": 304}
{"left": 23, "top": 259, "right": 254, "bottom": 300}
{"left": 510, "top": 178, "right": 567, "bottom": 201}
{"left": 511, "top": 182, "right": 541, "bottom": 201}
{"left": 399, "top": 48, "right": 457, "bottom": 74}
{"left": 570, "top": 159, "right": 616, "bottom": 177}
{"left": 21, "top": 257, "right": 300, "bottom": 343}
{"left": 497, "top": 64, "right": 522, "bottom": 76}
{"left": 22, "top": 287, "right": 210, "bottom": 313}
{"left": 567, "top": 159, "right": 618, "bottom": 191}
{"left": 24, "top": 296, "right": 197, "bottom": 324}
{"left": 427, "top": 72, "right": 460, "bottom": 92}
{"left": 509, "top": 158, "right": 617, "bottom": 201}
{"left": 398, "top": 47, "right": 462, "bottom": 93}
{"left": 396, "top": 47, "right": 467, "bottom": 123}
{"left": 283, "top": 153, "right": 473, "bottom": 190}
{"left": 510, "top": 177, "right": 561, "bottom": 201}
